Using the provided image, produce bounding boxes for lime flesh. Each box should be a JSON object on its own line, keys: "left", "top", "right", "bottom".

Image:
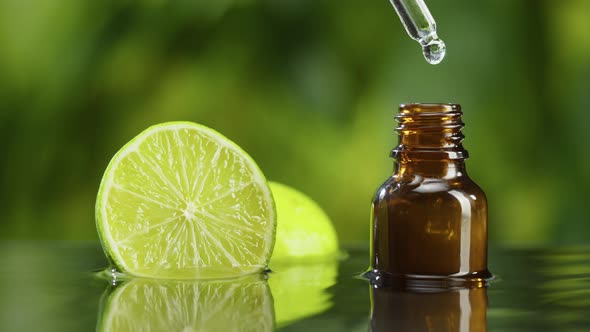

{"left": 99, "top": 276, "right": 274, "bottom": 332}
{"left": 96, "top": 122, "right": 276, "bottom": 279}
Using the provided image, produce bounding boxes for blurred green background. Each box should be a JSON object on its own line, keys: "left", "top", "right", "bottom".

{"left": 0, "top": 0, "right": 589, "bottom": 245}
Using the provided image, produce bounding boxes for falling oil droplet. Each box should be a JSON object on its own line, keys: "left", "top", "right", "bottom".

{"left": 422, "top": 38, "right": 446, "bottom": 65}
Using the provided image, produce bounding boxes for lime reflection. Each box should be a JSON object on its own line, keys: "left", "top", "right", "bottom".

{"left": 269, "top": 260, "right": 339, "bottom": 328}
{"left": 97, "top": 274, "right": 274, "bottom": 332}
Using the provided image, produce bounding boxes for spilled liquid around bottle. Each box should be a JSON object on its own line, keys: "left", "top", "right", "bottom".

{"left": 361, "top": 269, "right": 491, "bottom": 290}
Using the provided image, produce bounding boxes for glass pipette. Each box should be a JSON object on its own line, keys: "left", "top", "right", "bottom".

{"left": 389, "top": 0, "right": 446, "bottom": 64}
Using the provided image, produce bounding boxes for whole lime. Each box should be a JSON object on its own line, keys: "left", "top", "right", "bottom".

{"left": 269, "top": 182, "right": 339, "bottom": 263}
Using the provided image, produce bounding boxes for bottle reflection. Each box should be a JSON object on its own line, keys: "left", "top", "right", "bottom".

{"left": 97, "top": 274, "right": 274, "bottom": 332}
{"left": 370, "top": 284, "right": 487, "bottom": 332}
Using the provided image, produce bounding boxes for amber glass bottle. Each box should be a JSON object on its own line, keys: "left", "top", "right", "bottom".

{"left": 369, "top": 103, "right": 492, "bottom": 284}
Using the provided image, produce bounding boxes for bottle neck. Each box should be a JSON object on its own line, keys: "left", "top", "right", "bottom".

{"left": 391, "top": 103, "right": 469, "bottom": 178}
{"left": 394, "top": 160, "right": 467, "bottom": 178}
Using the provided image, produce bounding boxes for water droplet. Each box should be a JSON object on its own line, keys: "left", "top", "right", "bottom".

{"left": 422, "top": 38, "right": 446, "bottom": 65}
{"left": 110, "top": 267, "right": 118, "bottom": 285}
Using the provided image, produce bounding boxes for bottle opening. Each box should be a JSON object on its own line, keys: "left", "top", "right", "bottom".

{"left": 399, "top": 103, "right": 460, "bottom": 114}
{"left": 392, "top": 103, "right": 468, "bottom": 161}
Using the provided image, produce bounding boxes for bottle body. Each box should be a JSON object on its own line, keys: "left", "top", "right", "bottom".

{"left": 369, "top": 104, "right": 491, "bottom": 283}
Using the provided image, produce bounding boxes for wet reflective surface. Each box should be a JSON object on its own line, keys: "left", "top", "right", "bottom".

{"left": 1, "top": 242, "right": 589, "bottom": 331}
{"left": 370, "top": 286, "right": 487, "bottom": 332}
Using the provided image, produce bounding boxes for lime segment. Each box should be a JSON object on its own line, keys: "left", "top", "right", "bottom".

{"left": 96, "top": 122, "right": 276, "bottom": 279}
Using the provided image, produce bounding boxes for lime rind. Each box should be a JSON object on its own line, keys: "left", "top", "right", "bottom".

{"left": 96, "top": 122, "right": 276, "bottom": 279}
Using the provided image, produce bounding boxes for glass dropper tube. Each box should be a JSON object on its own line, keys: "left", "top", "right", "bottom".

{"left": 389, "top": 0, "right": 446, "bottom": 64}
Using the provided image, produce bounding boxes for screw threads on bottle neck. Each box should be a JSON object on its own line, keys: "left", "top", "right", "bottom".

{"left": 391, "top": 103, "right": 469, "bottom": 162}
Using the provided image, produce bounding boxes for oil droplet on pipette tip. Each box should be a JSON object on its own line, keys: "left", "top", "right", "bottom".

{"left": 422, "top": 38, "right": 446, "bottom": 65}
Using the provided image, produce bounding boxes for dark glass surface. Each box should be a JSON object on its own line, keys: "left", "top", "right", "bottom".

{"left": 1, "top": 242, "right": 589, "bottom": 331}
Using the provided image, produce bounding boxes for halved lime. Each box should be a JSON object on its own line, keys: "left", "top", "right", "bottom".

{"left": 98, "top": 275, "right": 274, "bottom": 332}
{"left": 96, "top": 122, "right": 276, "bottom": 279}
